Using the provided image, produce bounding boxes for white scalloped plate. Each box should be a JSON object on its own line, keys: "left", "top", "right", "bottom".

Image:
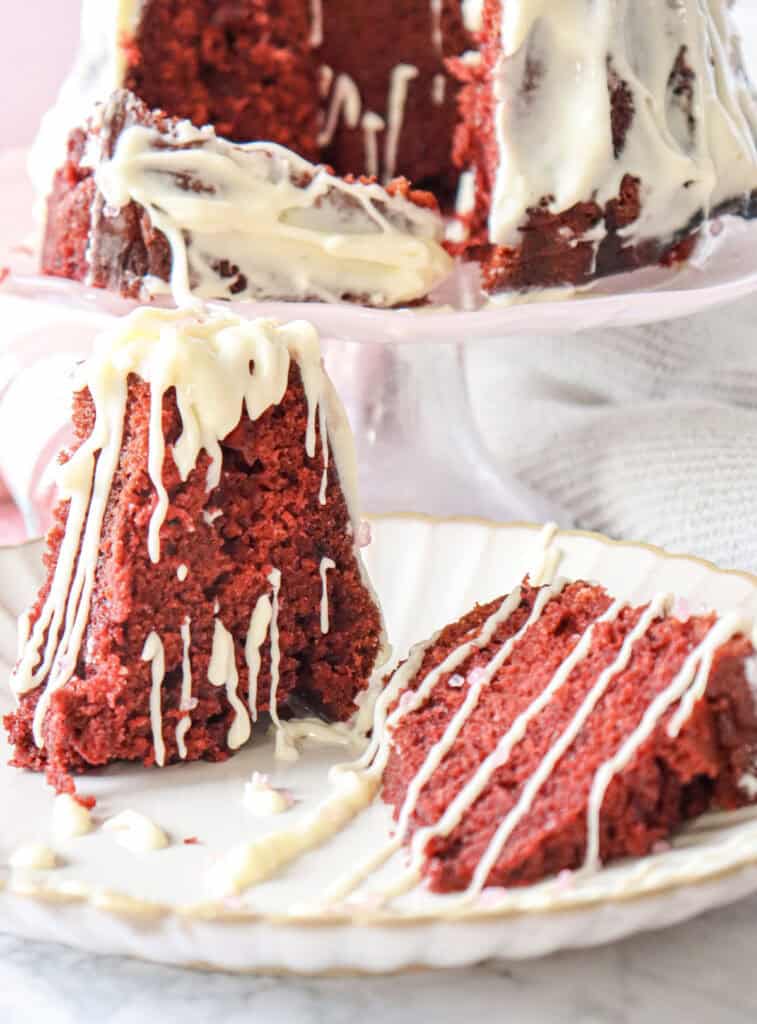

{"left": 2, "top": 516, "right": 757, "bottom": 973}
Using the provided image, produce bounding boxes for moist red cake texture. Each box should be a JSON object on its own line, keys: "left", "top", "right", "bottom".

{"left": 41, "top": 89, "right": 448, "bottom": 306}
{"left": 121, "top": 0, "right": 470, "bottom": 193}
{"left": 5, "top": 317, "right": 383, "bottom": 794}
{"left": 382, "top": 580, "right": 757, "bottom": 892}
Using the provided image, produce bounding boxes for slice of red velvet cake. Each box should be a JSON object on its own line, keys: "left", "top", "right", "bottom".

{"left": 449, "top": 0, "right": 757, "bottom": 294}
{"left": 380, "top": 578, "right": 757, "bottom": 893}
{"left": 41, "top": 90, "right": 451, "bottom": 308}
{"left": 5, "top": 306, "right": 386, "bottom": 793}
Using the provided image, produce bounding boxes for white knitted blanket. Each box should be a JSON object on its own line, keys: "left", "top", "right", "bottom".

{"left": 466, "top": 290, "right": 757, "bottom": 573}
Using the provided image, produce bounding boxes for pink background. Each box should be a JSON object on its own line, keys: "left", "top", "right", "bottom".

{"left": 3, "top": 3, "right": 79, "bottom": 148}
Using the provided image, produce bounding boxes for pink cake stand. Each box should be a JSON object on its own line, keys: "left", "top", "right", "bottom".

{"left": 3, "top": 147, "right": 757, "bottom": 540}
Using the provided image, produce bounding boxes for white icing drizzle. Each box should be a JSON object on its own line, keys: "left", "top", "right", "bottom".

{"left": 361, "top": 112, "right": 386, "bottom": 179}
{"left": 309, "top": 0, "right": 323, "bottom": 48}
{"left": 447, "top": 168, "right": 477, "bottom": 242}
{"left": 93, "top": 106, "right": 450, "bottom": 308}
{"left": 318, "top": 397, "right": 330, "bottom": 505}
{"left": 384, "top": 65, "right": 420, "bottom": 182}
{"left": 142, "top": 631, "right": 166, "bottom": 767}
{"left": 584, "top": 610, "right": 751, "bottom": 872}
{"left": 16, "top": 612, "right": 30, "bottom": 661}
{"left": 267, "top": 569, "right": 284, "bottom": 730}
{"left": 243, "top": 772, "right": 293, "bottom": 816}
{"left": 52, "top": 793, "right": 93, "bottom": 840}
{"left": 208, "top": 769, "right": 378, "bottom": 897}
{"left": 175, "top": 618, "right": 193, "bottom": 759}
{"left": 319, "top": 557, "right": 336, "bottom": 634}
{"left": 103, "top": 809, "right": 168, "bottom": 853}
{"left": 245, "top": 594, "right": 273, "bottom": 723}
{"left": 176, "top": 564, "right": 188, "bottom": 582}
{"left": 430, "top": 0, "right": 444, "bottom": 52}
{"left": 528, "top": 522, "right": 562, "bottom": 587}
{"left": 9, "top": 843, "right": 56, "bottom": 870}
{"left": 317, "top": 73, "right": 362, "bottom": 148}
{"left": 208, "top": 619, "right": 251, "bottom": 751}
{"left": 202, "top": 508, "right": 222, "bottom": 526}
{"left": 489, "top": 1, "right": 757, "bottom": 248}
{"left": 12, "top": 309, "right": 367, "bottom": 754}
{"left": 431, "top": 73, "right": 447, "bottom": 107}
{"left": 462, "top": 0, "right": 484, "bottom": 34}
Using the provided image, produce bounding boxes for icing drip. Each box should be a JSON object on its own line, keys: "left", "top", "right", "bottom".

{"left": 9, "top": 844, "right": 56, "bottom": 870}
{"left": 431, "top": 73, "right": 446, "bottom": 107}
{"left": 243, "top": 773, "right": 293, "bottom": 816}
{"left": 245, "top": 593, "right": 273, "bottom": 722}
{"left": 177, "top": 564, "right": 188, "bottom": 582}
{"left": 318, "top": 73, "right": 362, "bottom": 148}
{"left": 384, "top": 65, "right": 419, "bottom": 182}
{"left": 462, "top": 0, "right": 484, "bottom": 34}
{"left": 52, "top": 793, "right": 93, "bottom": 840}
{"left": 208, "top": 619, "right": 251, "bottom": 751}
{"left": 175, "top": 618, "right": 193, "bottom": 759}
{"left": 362, "top": 112, "right": 386, "bottom": 179}
{"left": 489, "top": 0, "right": 757, "bottom": 248}
{"left": 430, "top": 0, "right": 443, "bottom": 52}
{"left": 319, "top": 557, "right": 336, "bottom": 634}
{"left": 528, "top": 522, "right": 562, "bottom": 587}
{"left": 267, "top": 569, "right": 284, "bottom": 730}
{"left": 142, "top": 631, "right": 166, "bottom": 767}
{"left": 309, "top": 0, "right": 323, "bottom": 48}
{"left": 446, "top": 168, "right": 477, "bottom": 242}
{"left": 94, "top": 113, "right": 450, "bottom": 308}
{"left": 103, "top": 810, "right": 168, "bottom": 853}
{"left": 18, "top": 369, "right": 128, "bottom": 748}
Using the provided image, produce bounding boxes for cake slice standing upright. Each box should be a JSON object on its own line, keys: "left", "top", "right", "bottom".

{"left": 5, "top": 307, "right": 386, "bottom": 793}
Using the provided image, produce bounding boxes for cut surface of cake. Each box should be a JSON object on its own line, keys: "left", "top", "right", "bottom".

{"left": 41, "top": 90, "right": 451, "bottom": 308}
{"left": 31, "top": 0, "right": 470, "bottom": 197}
{"left": 5, "top": 306, "right": 386, "bottom": 792}
{"left": 449, "top": 0, "right": 757, "bottom": 294}
{"left": 380, "top": 578, "right": 757, "bottom": 893}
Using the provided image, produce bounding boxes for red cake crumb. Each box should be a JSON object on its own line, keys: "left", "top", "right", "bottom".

{"left": 183, "top": 836, "right": 200, "bottom": 845}
{"left": 5, "top": 352, "right": 383, "bottom": 792}
{"left": 382, "top": 581, "right": 757, "bottom": 892}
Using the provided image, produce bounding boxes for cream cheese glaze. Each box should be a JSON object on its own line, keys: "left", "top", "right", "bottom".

{"left": 88, "top": 104, "right": 450, "bottom": 307}
{"left": 489, "top": 0, "right": 757, "bottom": 248}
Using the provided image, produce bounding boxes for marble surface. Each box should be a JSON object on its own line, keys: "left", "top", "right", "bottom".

{"left": 1, "top": 894, "right": 756, "bottom": 1022}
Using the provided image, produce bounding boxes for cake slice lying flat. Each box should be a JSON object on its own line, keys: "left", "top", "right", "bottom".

{"left": 41, "top": 90, "right": 452, "bottom": 308}
{"left": 382, "top": 578, "right": 757, "bottom": 892}
{"left": 5, "top": 307, "right": 386, "bottom": 792}
{"left": 450, "top": 0, "right": 757, "bottom": 294}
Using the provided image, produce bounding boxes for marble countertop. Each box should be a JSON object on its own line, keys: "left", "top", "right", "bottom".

{"left": 1, "top": 893, "right": 756, "bottom": 1022}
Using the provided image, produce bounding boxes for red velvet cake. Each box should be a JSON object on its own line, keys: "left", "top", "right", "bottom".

{"left": 41, "top": 90, "right": 451, "bottom": 307}
{"left": 448, "top": 0, "right": 757, "bottom": 294}
{"left": 381, "top": 578, "right": 757, "bottom": 893}
{"left": 5, "top": 307, "right": 385, "bottom": 793}
{"left": 35, "top": 0, "right": 471, "bottom": 193}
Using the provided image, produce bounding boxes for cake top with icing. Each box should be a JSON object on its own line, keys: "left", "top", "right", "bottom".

{"left": 488, "top": 0, "right": 757, "bottom": 246}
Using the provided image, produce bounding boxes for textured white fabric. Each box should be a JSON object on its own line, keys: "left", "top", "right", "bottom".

{"left": 466, "top": 290, "right": 757, "bottom": 573}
